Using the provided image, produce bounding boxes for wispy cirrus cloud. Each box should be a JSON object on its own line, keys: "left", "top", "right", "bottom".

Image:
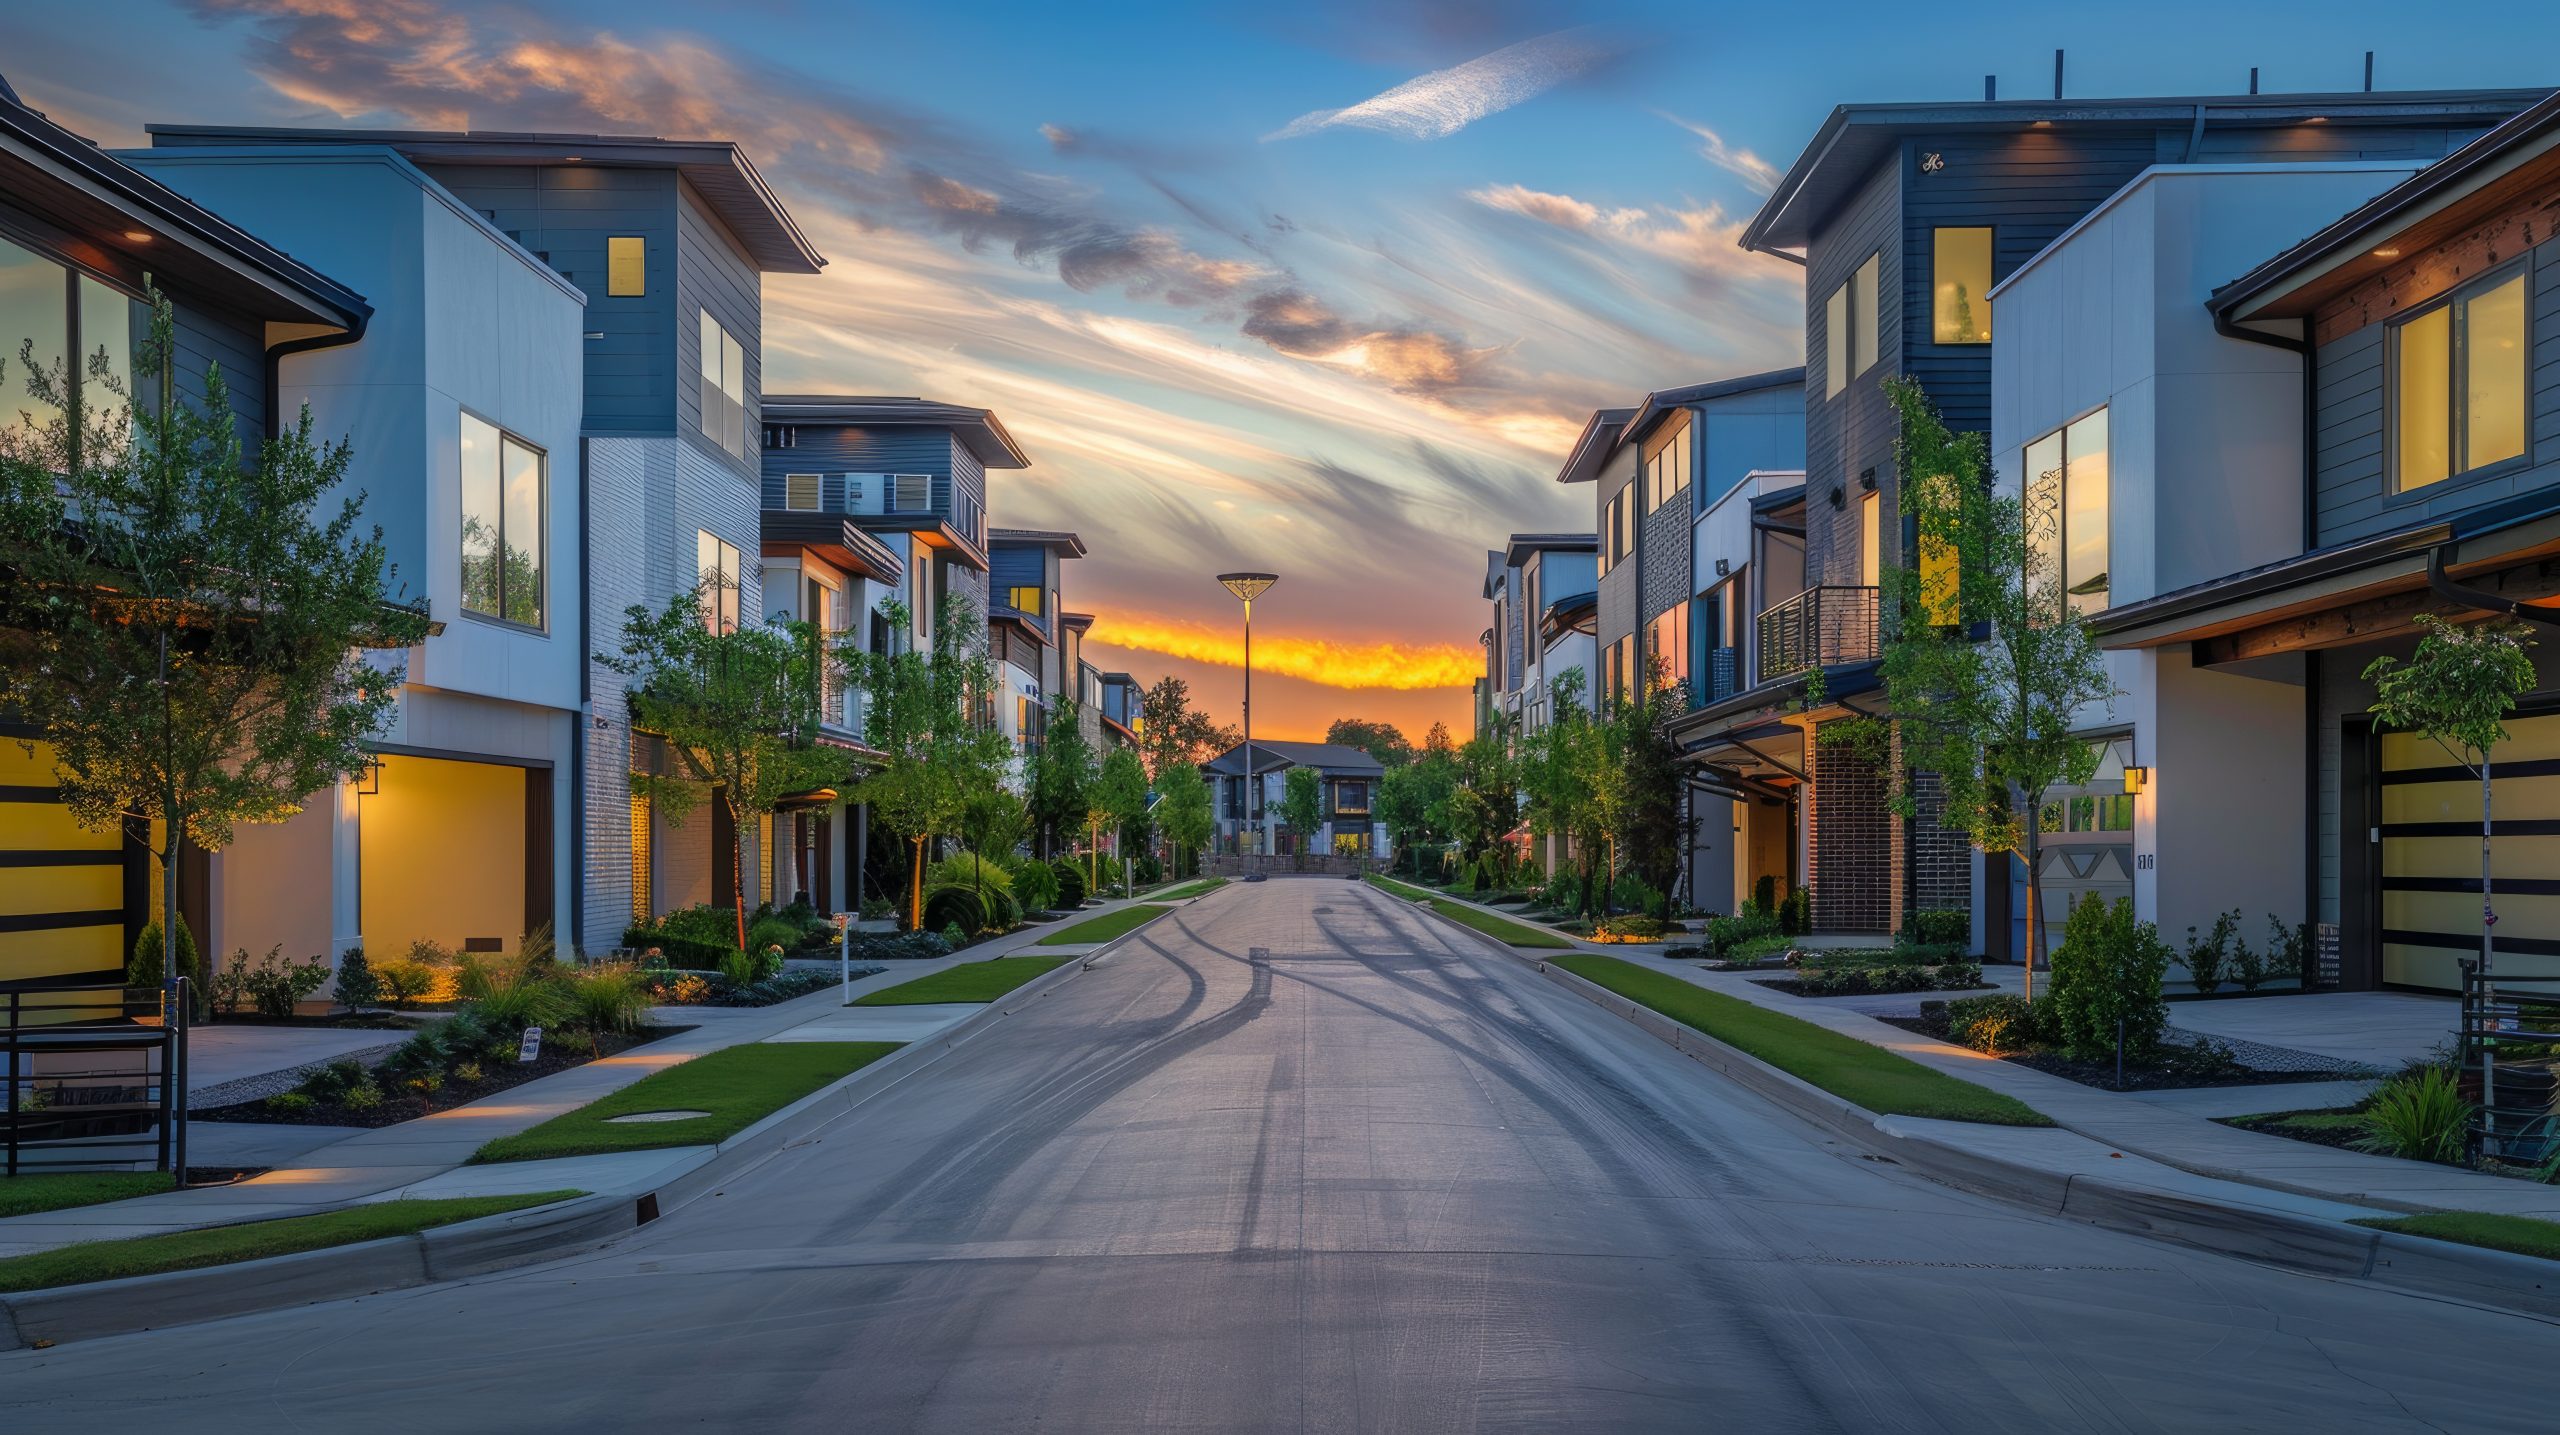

{"left": 1659, "top": 112, "right": 1783, "bottom": 193}
{"left": 1265, "top": 27, "right": 1622, "bottom": 142}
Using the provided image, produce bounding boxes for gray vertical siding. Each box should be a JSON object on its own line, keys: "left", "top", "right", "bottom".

{"left": 1804, "top": 156, "right": 1901, "bottom": 588}
{"left": 762, "top": 427, "right": 959, "bottom": 512}
{"left": 675, "top": 179, "right": 762, "bottom": 480}
{"left": 2313, "top": 235, "right": 2560, "bottom": 545}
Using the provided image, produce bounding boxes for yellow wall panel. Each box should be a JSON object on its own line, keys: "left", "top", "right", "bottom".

{"left": 0, "top": 865, "right": 119, "bottom": 913}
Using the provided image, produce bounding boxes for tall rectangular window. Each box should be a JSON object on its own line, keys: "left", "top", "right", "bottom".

{"left": 1645, "top": 415, "right": 1692, "bottom": 513}
{"left": 1932, "top": 228, "right": 1993, "bottom": 344}
{"left": 460, "top": 412, "right": 546, "bottom": 627}
{"left": 607, "top": 236, "right": 646, "bottom": 297}
{"left": 2025, "top": 408, "right": 2109, "bottom": 617}
{"left": 2393, "top": 268, "right": 2528, "bottom": 492}
{"left": 698, "top": 310, "right": 747, "bottom": 461}
{"left": 0, "top": 237, "right": 67, "bottom": 441}
{"left": 1858, "top": 490, "right": 1881, "bottom": 589}
{"left": 1007, "top": 585, "right": 1042, "bottom": 614}
{"left": 1824, "top": 252, "right": 1883, "bottom": 396}
{"left": 1647, "top": 603, "right": 1689, "bottom": 691}
{"left": 696, "top": 529, "right": 743, "bottom": 633}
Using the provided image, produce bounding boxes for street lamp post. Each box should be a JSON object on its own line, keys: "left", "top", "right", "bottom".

{"left": 1217, "top": 573, "right": 1277, "bottom": 862}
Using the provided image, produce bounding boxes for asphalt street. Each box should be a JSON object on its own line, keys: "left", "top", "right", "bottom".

{"left": 4, "top": 878, "right": 2551, "bottom": 1432}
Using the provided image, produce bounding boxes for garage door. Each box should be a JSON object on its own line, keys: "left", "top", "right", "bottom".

{"left": 2380, "top": 713, "right": 2560, "bottom": 993}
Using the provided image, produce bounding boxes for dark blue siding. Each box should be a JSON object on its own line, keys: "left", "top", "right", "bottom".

{"left": 1804, "top": 154, "right": 1901, "bottom": 589}
{"left": 761, "top": 426, "right": 959, "bottom": 514}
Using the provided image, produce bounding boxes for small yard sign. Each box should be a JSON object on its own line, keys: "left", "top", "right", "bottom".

{"left": 519, "top": 1025, "right": 543, "bottom": 1062}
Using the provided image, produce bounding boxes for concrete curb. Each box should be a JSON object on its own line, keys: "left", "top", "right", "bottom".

{"left": 0, "top": 932, "right": 1157, "bottom": 1351}
{"left": 1372, "top": 885, "right": 2560, "bottom": 1321}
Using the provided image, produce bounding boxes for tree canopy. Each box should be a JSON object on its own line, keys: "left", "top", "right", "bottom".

{"left": 840, "top": 597, "right": 1011, "bottom": 928}
{"left": 1139, "top": 675, "right": 1238, "bottom": 779}
{"left": 1028, "top": 696, "right": 1099, "bottom": 858}
{"left": 1323, "top": 718, "right": 1414, "bottom": 767}
{"left": 1156, "top": 762, "right": 1214, "bottom": 875}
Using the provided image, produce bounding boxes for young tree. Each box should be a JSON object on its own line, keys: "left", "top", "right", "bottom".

{"left": 1028, "top": 697, "right": 1098, "bottom": 859}
{"left": 1280, "top": 765, "right": 1324, "bottom": 868}
{"left": 1095, "top": 745, "right": 1152, "bottom": 896}
{"left": 1421, "top": 721, "right": 1456, "bottom": 758}
{"left": 1377, "top": 744, "right": 1456, "bottom": 867}
{"left": 1323, "top": 718, "right": 1414, "bottom": 768}
{"left": 1156, "top": 762, "right": 1214, "bottom": 878}
{"left": 1519, "top": 670, "right": 1605, "bottom": 914}
{"left": 0, "top": 293, "right": 431, "bottom": 1012}
{"left": 1614, "top": 668, "right": 1686, "bottom": 917}
{"left": 1828, "top": 376, "right": 2116, "bottom": 996}
{"left": 1139, "top": 675, "right": 1240, "bottom": 780}
{"left": 953, "top": 782, "right": 1029, "bottom": 904}
{"left": 841, "top": 598, "right": 1011, "bottom": 931}
{"left": 601, "top": 584, "right": 854, "bottom": 954}
{"left": 1435, "top": 713, "right": 1520, "bottom": 872}
{"left": 2366, "top": 615, "right": 2536, "bottom": 1079}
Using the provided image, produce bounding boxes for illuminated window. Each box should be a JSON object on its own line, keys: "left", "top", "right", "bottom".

{"left": 460, "top": 413, "right": 546, "bottom": 627}
{"left": 628, "top": 793, "right": 652, "bottom": 922}
{"left": 1647, "top": 603, "right": 1689, "bottom": 691}
{"left": 696, "top": 530, "right": 744, "bottom": 633}
{"left": 607, "top": 236, "right": 645, "bottom": 297}
{"left": 1645, "top": 414, "right": 1693, "bottom": 513}
{"left": 1858, "top": 490, "right": 1881, "bottom": 589}
{"left": 1931, "top": 228, "right": 1993, "bottom": 344}
{"left": 2392, "top": 268, "right": 2528, "bottom": 492}
{"left": 2026, "top": 407, "right": 2110, "bottom": 617}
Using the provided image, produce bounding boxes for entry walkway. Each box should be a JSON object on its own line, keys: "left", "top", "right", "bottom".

{"left": 0, "top": 899, "right": 1158, "bottom": 1259}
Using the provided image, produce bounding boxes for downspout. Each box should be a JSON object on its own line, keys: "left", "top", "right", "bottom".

{"left": 574, "top": 436, "right": 592, "bottom": 951}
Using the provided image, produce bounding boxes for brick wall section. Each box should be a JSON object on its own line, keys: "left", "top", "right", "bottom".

{"left": 1809, "top": 718, "right": 1893, "bottom": 933}
{"left": 1908, "top": 768, "right": 1972, "bottom": 922}
{"left": 1638, "top": 497, "right": 1690, "bottom": 678}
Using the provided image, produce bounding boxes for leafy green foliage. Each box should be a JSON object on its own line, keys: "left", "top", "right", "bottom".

{"left": 841, "top": 598, "right": 1013, "bottom": 927}
{"left": 1095, "top": 746, "right": 1152, "bottom": 893}
{"left": 226, "top": 946, "right": 333, "bottom": 1019}
{"left": 1323, "top": 718, "right": 1414, "bottom": 767}
{"left": 1609, "top": 671, "right": 1685, "bottom": 916}
{"left": 1944, "top": 993, "right": 2047, "bottom": 1054}
{"left": 2366, "top": 615, "right": 2538, "bottom": 760}
{"left": 1009, "top": 856, "right": 1062, "bottom": 912}
{"left": 1027, "top": 696, "right": 1099, "bottom": 857}
{"left": 1138, "top": 675, "right": 1238, "bottom": 780}
{"left": 332, "top": 947, "right": 381, "bottom": 1013}
{"left": 2354, "top": 1066, "right": 2473, "bottom": 1164}
{"left": 129, "top": 916, "right": 206, "bottom": 1014}
{"left": 1280, "top": 765, "right": 1323, "bottom": 862}
{"left": 2181, "top": 910, "right": 2234, "bottom": 996}
{"left": 2045, "top": 893, "right": 2170, "bottom": 1061}
{"left": 1155, "top": 762, "right": 1214, "bottom": 874}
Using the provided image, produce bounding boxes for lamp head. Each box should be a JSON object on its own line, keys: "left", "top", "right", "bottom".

{"left": 1218, "top": 572, "right": 1278, "bottom": 603}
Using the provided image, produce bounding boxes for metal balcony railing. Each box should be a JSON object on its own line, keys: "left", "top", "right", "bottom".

{"left": 1755, "top": 585, "right": 1880, "bottom": 682}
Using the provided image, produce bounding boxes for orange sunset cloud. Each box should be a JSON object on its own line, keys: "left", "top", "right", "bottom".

{"left": 1093, "top": 615, "right": 1479, "bottom": 691}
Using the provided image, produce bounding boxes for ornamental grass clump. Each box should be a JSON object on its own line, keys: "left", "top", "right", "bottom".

{"left": 2355, "top": 1067, "right": 2473, "bottom": 1165}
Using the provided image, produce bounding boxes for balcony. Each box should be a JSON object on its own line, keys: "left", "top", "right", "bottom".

{"left": 1755, "top": 586, "right": 1878, "bottom": 682}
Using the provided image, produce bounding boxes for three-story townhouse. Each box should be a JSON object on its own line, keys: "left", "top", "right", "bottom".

{"left": 147, "top": 118, "right": 830, "bottom": 948}
{"left": 124, "top": 141, "right": 588, "bottom": 972}
{"left": 1728, "top": 85, "right": 2537, "bottom": 947}
{"left": 989, "top": 529, "right": 1089, "bottom": 769}
{"left": 2085, "top": 90, "right": 2560, "bottom": 998}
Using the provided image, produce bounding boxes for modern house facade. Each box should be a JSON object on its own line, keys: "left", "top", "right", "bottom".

{"left": 0, "top": 78, "right": 372, "bottom": 993}
{"left": 123, "top": 140, "right": 589, "bottom": 970}
{"left": 148, "top": 119, "right": 830, "bottom": 951}
{"left": 2077, "top": 90, "right": 2560, "bottom": 994}
{"left": 1694, "top": 86, "right": 2539, "bottom": 945}
{"left": 989, "top": 528, "right": 1087, "bottom": 763}
{"left": 1206, "top": 740, "right": 1389, "bottom": 859}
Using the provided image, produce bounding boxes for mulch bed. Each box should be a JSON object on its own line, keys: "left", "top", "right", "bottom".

{"left": 1876, "top": 1015, "right": 2354, "bottom": 1093}
{"left": 195, "top": 1024, "right": 692, "bottom": 1129}
{"left": 1755, "top": 978, "right": 1997, "bottom": 998}
{"left": 2218, "top": 1108, "right": 2369, "bottom": 1150}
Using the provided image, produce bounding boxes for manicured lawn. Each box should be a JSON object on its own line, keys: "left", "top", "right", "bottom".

{"left": 1555, "top": 955, "right": 2053, "bottom": 1126}
{"left": 1364, "top": 874, "right": 1573, "bottom": 949}
{"left": 0, "top": 1170, "right": 174, "bottom": 1219}
{"left": 852, "top": 956, "right": 1071, "bottom": 1003}
{"left": 1151, "top": 877, "right": 1228, "bottom": 901}
{"left": 1034, "top": 905, "right": 1171, "bottom": 947}
{"left": 2354, "top": 1211, "right": 2560, "bottom": 1263}
{"left": 474, "top": 1042, "right": 900, "bottom": 1162}
{"left": 0, "top": 1191, "right": 582, "bottom": 1294}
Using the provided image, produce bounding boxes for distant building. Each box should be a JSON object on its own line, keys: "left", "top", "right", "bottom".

{"left": 1204, "top": 741, "right": 1388, "bottom": 859}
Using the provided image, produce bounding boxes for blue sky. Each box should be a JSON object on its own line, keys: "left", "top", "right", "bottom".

{"left": 15, "top": 0, "right": 2560, "bottom": 737}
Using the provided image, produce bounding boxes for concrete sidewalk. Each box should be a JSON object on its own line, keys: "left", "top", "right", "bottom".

{"left": 0, "top": 897, "right": 1170, "bottom": 1260}
{"left": 1391, "top": 878, "right": 2559, "bottom": 1224}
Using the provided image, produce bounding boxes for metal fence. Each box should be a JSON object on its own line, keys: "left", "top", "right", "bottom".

{"left": 1755, "top": 585, "right": 1880, "bottom": 681}
{"left": 2457, "top": 961, "right": 2560, "bottom": 1166}
{"left": 2, "top": 979, "right": 190, "bottom": 1176}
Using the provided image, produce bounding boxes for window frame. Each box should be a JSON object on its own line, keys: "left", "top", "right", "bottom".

{"left": 697, "top": 309, "right": 749, "bottom": 462}
{"left": 606, "top": 236, "right": 646, "bottom": 297}
{"left": 696, "top": 529, "right": 745, "bottom": 634}
{"left": 457, "top": 408, "right": 549, "bottom": 632}
{"left": 2386, "top": 260, "right": 2533, "bottom": 499}
{"left": 1823, "top": 252, "right": 1883, "bottom": 398}
{"left": 2024, "top": 403, "right": 2112, "bottom": 619}
{"left": 782, "top": 472, "right": 821, "bottom": 512}
{"left": 1007, "top": 585, "right": 1043, "bottom": 615}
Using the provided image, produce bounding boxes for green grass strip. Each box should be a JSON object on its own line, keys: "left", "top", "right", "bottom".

{"left": 1364, "top": 873, "right": 1573, "bottom": 949}
{"left": 474, "top": 1042, "right": 899, "bottom": 1162}
{"left": 1034, "top": 904, "right": 1170, "bottom": 947}
{"left": 2354, "top": 1211, "right": 2560, "bottom": 1263}
{"left": 0, "top": 1170, "right": 174, "bottom": 1219}
{"left": 1555, "top": 955, "right": 2053, "bottom": 1126}
{"left": 0, "top": 1190, "right": 582, "bottom": 1294}
{"left": 853, "top": 955, "right": 1069, "bottom": 1003}
{"left": 1151, "top": 877, "right": 1228, "bottom": 901}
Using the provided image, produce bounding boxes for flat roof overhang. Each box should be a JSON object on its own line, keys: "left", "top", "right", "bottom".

{"left": 761, "top": 511, "right": 905, "bottom": 585}
{"left": 863, "top": 514, "right": 989, "bottom": 572}
{"left": 2095, "top": 504, "right": 2560, "bottom": 662}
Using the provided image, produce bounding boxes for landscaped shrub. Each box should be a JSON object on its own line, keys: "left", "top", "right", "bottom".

{"left": 333, "top": 947, "right": 381, "bottom": 1013}
{"left": 1725, "top": 933, "right": 1794, "bottom": 964}
{"left": 718, "top": 949, "right": 759, "bottom": 987}
{"left": 267, "top": 1091, "right": 316, "bottom": 1115}
{"left": 220, "top": 945, "right": 332, "bottom": 1018}
{"left": 129, "top": 915, "right": 209, "bottom": 1015}
{"left": 930, "top": 852, "right": 1015, "bottom": 899}
{"left": 1705, "top": 906, "right": 1781, "bottom": 954}
{"left": 745, "top": 915, "right": 804, "bottom": 959}
{"left": 1752, "top": 875, "right": 1778, "bottom": 916}
{"left": 1052, "top": 858, "right": 1088, "bottom": 909}
{"left": 2356, "top": 1067, "right": 2471, "bottom": 1164}
{"left": 2267, "top": 915, "right": 2314, "bottom": 987}
{"left": 1945, "top": 993, "right": 2044, "bottom": 1053}
{"left": 464, "top": 961, "right": 569, "bottom": 1033}
{"left": 298, "top": 1059, "right": 367, "bottom": 1102}
{"left": 564, "top": 966, "right": 651, "bottom": 1039}
{"left": 1135, "top": 855, "right": 1162, "bottom": 886}
{"left": 2046, "top": 894, "right": 2170, "bottom": 1062}
{"left": 940, "top": 921, "right": 967, "bottom": 948}
{"left": 2181, "top": 910, "right": 2235, "bottom": 995}
{"left": 1611, "top": 872, "right": 1663, "bottom": 916}
{"left": 1540, "top": 870, "right": 1581, "bottom": 914}
{"left": 2229, "top": 928, "right": 2269, "bottom": 992}
{"left": 1899, "top": 909, "right": 1969, "bottom": 948}
{"left": 1779, "top": 886, "right": 1811, "bottom": 936}
{"left": 1597, "top": 914, "right": 1669, "bottom": 941}
{"left": 1012, "top": 859, "right": 1061, "bottom": 913}
{"left": 375, "top": 957, "right": 438, "bottom": 1009}
{"left": 923, "top": 884, "right": 991, "bottom": 936}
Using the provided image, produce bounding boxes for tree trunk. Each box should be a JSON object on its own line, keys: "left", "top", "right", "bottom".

{"left": 910, "top": 835, "right": 927, "bottom": 931}
{"left": 727, "top": 792, "right": 749, "bottom": 954}
{"left": 2019, "top": 809, "right": 2042, "bottom": 1004}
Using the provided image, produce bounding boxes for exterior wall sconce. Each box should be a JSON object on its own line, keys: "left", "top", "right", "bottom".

{"left": 2122, "top": 766, "right": 2149, "bottom": 797}
{"left": 1828, "top": 485, "right": 1846, "bottom": 510}
{"left": 1860, "top": 467, "right": 1878, "bottom": 491}
{"left": 1714, "top": 557, "right": 1731, "bottom": 576}
{"left": 355, "top": 756, "right": 385, "bottom": 798}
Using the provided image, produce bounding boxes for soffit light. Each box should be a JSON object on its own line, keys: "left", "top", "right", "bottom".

{"left": 122, "top": 230, "right": 152, "bottom": 243}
